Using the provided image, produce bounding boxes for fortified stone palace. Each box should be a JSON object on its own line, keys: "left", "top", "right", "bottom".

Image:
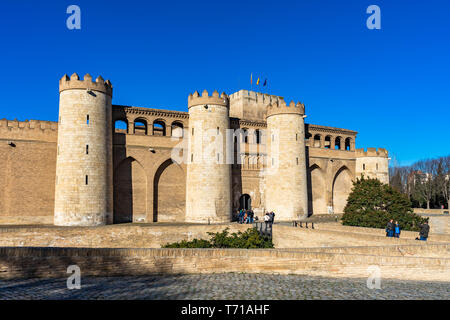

{"left": 0, "top": 74, "right": 389, "bottom": 226}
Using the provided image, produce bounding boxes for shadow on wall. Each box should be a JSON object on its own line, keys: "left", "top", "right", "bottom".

{"left": 0, "top": 247, "right": 189, "bottom": 299}
{"left": 306, "top": 146, "right": 313, "bottom": 217}
{"left": 153, "top": 159, "right": 172, "bottom": 222}
{"left": 113, "top": 156, "right": 148, "bottom": 224}
{"left": 231, "top": 133, "right": 243, "bottom": 221}
{"left": 114, "top": 151, "right": 133, "bottom": 223}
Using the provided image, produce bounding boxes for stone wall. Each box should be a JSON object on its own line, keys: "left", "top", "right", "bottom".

{"left": 0, "top": 223, "right": 252, "bottom": 248}
{"left": 1, "top": 246, "right": 448, "bottom": 281}
{"left": 414, "top": 208, "right": 448, "bottom": 215}
{"left": 272, "top": 224, "right": 450, "bottom": 248}
{"left": 419, "top": 215, "right": 450, "bottom": 235}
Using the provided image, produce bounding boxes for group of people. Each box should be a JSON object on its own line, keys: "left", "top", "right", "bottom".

{"left": 385, "top": 219, "right": 401, "bottom": 238}
{"left": 235, "top": 209, "right": 276, "bottom": 226}
{"left": 386, "top": 219, "right": 430, "bottom": 241}
{"left": 237, "top": 209, "right": 254, "bottom": 224}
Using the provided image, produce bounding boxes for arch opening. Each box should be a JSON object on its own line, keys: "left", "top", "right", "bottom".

{"left": 113, "top": 157, "right": 147, "bottom": 223}
{"left": 134, "top": 118, "right": 148, "bottom": 135}
{"left": 255, "top": 129, "right": 261, "bottom": 144}
{"left": 153, "top": 159, "right": 186, "bottom": 222}
{"left": 171, "top": 122, "right": 184, "bottom": 138}
{"left": 242, "top": 128, "right": 249, "bottom": 143}
{"left": 153, "top": 120, "right": 166, "bottom": 136}
{"left": 114, "top": 119, "right": 128, "bottom": 133}
{"left": 239, "top": 194, "right": 251, "bottom": 210}
{"left": 313, "top": 134, "right": 321, "bottom": 148}
{"left": 324, "top": 136, "right": 331, "bottom": 149}
{"left": 335, "top": 137, "right": 341, "bottom": 150}
{"left": 345, "top": 137, "right": 351, "bottom": 151}
{"left": 332, "top": 166, "right": 352, "bottom": 214}
{"left": 308, "top": 165, "right": 327, "bottom": 215}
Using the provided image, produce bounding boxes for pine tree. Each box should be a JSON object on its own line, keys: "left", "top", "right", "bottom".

{"left": 342, "top": 177, "right": 427, "bottom": 231}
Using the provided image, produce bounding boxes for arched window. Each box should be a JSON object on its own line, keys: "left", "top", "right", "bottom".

{"left": 153, "top": 120, "right": 166, "bottom": 136}
{"left": 255, "top": 129, "right": 261, "bottom": 144}
{"left": 242, "top": 128, "right": 248, "bottom": 143}
{"left": 345, "top": 137, "right": 351, "bottom": 151}
{"left": 335, "top": 137, "right": 341, "bottom": 150}
{"left": 114, "top": 119, "right": 128, "bottom": 133}
{"left": 171, "top": 122, "right": 184, "bottom": 138}
{"left": 324, "top": 136, "right": 331, "bottom": 149}
{"left": 134, "top": 118, "right": 147, "bottom": 135}
{"left": 313, "top": 134, "right": 321, "bottom": 148}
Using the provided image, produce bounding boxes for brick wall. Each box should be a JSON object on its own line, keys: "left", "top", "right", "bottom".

{"left": 0, "top": 138, "right": 57, "bottom": 223}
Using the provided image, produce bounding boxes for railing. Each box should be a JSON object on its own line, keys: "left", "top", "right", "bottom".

{"left": 253, "top": 221, "right": 272, "bottom": 239}
{"left": 292, "top": 221, "right": 315, "bottom": 229}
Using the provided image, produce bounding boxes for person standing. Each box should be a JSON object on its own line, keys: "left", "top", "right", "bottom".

{"left": 264, "top": 212, "right": 270, "bottom": 230}
{"left": 394, "top": 221, "right": 401, "bottom": 238}
{"left": 418, "top": 221, "right": 430, "bottom": 241}
{"left": 249, "top": 210, "right": 254, "bottom": 224}
{"left": 238, "top": 209, "right": 244, "bottom": 224}
{"left": 386, "top": 219, "right": 394, "bottom": 237}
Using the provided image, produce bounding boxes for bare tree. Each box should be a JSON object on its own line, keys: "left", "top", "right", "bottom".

{"left": 411, "top": 159, "right": 439, "bottom": 209}
{"left": 436, "top": 156, "right": 450, "bottom": 210}
{"left": 390, "top": 155, "right": 450, "bottom": 209}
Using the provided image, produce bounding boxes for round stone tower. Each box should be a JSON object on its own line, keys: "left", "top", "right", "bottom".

{"left": 54, "top": 73, "right": 113, "bottom": 226}
{"left": 265, "top": 100, "right": 308, "bottom": 221}
{"left": 185, "top": 90, "right": 232, "bottom": 223}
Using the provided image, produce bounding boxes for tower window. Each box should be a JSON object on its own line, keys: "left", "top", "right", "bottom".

{"left": 192, "top": 127, "right": 194, "bottom": 135}
{"left": 296, "top": 134, "right": 298, "bottom": 141}
{"left": 86, "top": 145, "right": 89, "bottom": 155}
{"left": 363, "top": 164, "right": 366, "bottom": 170}
{"left": 296, "top": 157, "right": 299, "bottom": 165}
{"left": 191, "top": 153, "right": 193, "bottom": 162}
{"left": 255, "top": 130, "right": 261, "bottom": 144}
{"left": 87, "top": 115, "right": 90, "bottom": 125}
{"left": 376, "top": 163, "right": 379, "bottom": 171}
{"left": 217, "top": 127, "right": 219, "bottom": 135}
{"left": 85, "top": 175, "right": 89, "bottom": 185}
{"left": 217, "top": 153, "right": 220, "bottom": 162}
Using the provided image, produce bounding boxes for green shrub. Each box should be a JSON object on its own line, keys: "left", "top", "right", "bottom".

{"left": 162, "top": 227, "right": 274, "bottom": 249}
{"left": 341, "top": 177, "right": 428, "bottom": 231}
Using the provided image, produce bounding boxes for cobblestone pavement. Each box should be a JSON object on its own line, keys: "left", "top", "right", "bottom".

{"left": 0, "top": 274, "right": 448, "bottom": 300}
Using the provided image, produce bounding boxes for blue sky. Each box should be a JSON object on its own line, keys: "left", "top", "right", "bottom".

{"left": 0, "top": 0, "right": 449, "bottom": 166}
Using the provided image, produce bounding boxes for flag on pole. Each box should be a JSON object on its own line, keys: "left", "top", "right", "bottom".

{"left": 263, "top": 78, "right": 267, "bottom": 86}
{"left": 250, "top": 73, "right": 253, "bottom": 85}
{"left": 256, "top": 77, "right": 260, "bottom": 85}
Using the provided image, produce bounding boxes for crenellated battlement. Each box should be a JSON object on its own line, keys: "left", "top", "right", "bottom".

{"left": 266, "top": 100, "right": 305, "bottom": 118}
{"left": 229, "top": 90, "right": 282, "bottom": 105}
{"left": 0, "top": 118, "right": 58, "bottom": 132}
{"left": 188, "top": 90, "right": 229, "bottom": 108}
{"left": 59, "top": 73, "right": 113, "bottom": 97}
{"left": 356, "top": 147, "right": 388, "bottom": 158}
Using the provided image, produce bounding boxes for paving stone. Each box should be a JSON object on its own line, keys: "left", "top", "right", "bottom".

{"left": 0, "top": 273, "right": 448, "bottom": 300}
